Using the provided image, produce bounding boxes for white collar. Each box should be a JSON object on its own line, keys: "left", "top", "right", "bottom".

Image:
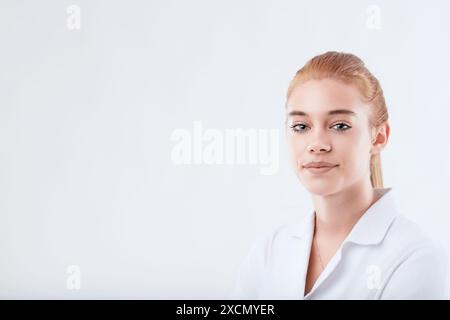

{"left": 290, "top": 187, "right": 399, "bottom": 246}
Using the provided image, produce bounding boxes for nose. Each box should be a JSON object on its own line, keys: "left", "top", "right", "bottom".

{"left": 307, "top": 142, "right": 331, "bottom": 153}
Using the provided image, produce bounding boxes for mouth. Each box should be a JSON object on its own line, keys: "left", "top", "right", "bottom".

{"left": 304, "top": 165, "right": 338, "bottom": 174}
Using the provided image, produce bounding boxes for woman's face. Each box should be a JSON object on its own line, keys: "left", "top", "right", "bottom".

{"left": 286, "top": 78, "right": 381, "bottom": 196}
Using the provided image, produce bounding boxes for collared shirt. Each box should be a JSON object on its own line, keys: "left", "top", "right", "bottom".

{"left": 230, "top": 188, "right": 448, "bottom": 299}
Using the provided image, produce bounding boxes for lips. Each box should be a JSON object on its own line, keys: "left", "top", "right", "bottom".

{"left": 302, "top": 161, "right": 338, "bottom": 175}
{"left": 303, "top": 161, "right": 337, "bottom": 168}
{"left": 305, "top": 165, "right": 337, "bottom": 176}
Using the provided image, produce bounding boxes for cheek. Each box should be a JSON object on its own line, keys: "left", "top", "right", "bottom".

{"left": 337, "top": 134, "right": 372, "bottom": 172}
{"left": 286, "top": 135, "right": 306, "bottom": 159}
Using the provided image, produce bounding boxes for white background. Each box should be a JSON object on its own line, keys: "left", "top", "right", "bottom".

{"left": 0, "top": 0, "right": 449, "bottom": 298}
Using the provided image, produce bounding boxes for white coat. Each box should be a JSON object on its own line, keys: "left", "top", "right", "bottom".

{"left": 230, "top": 188, "right": 448, "bottom": 299}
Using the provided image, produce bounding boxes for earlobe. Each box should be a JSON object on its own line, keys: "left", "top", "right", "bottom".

{"left": 369, "top": 129, "right": 383, "bottom": 156}
{"left": 371, "top": 126, "right": 389, "bottom": 155}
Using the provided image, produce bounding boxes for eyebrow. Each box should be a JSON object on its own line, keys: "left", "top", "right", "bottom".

{"left": 287, "top": 109, "right": 357, "bottom": 117}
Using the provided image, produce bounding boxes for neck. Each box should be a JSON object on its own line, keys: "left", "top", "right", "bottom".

{"left": 312, "top": 178, "right": 381, "bottom": 239}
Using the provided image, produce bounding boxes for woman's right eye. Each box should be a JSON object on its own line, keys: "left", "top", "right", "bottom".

{"left": 290, "top": 123, "right": 309, "bottom": 133}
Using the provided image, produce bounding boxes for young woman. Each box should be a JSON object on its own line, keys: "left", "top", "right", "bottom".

{"left": 231, "top": 51, "right": 448, "bottom": 299}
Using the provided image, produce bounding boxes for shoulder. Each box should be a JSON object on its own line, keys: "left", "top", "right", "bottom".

{"left": 243, "top": 220, "right": 304, "bottom": 265}
{"left": 378, "top": 214, "right": 448, "bottom": 299}
{"left": 248, "top": 223, "right": 292, "bottom": 253}
{"left": 386, "top": 213, "right": 447, "bottom": 258}
{"left": 230, "top": 223, "right": 297, "bottom": 299}
{"left": 247, "top": 214, "right": 316, "bottom": 270}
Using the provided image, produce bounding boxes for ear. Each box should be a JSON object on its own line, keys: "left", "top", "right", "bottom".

{"left": 370, "top": 122, "right": 390, "bottom": 155}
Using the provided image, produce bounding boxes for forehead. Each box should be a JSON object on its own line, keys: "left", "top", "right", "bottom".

{"left": 286, "top": 78, "right": 368, "bottom": 118}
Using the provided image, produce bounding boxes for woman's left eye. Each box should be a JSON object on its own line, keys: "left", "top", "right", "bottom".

{"left": 331, "top": 123, "right": 351, "bottom": 131}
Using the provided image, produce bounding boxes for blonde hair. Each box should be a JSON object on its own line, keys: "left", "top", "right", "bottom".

{"left": 286, "top": 51, "right": 388, "bottom": 188}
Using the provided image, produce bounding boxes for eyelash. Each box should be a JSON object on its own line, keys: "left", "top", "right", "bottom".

{"left": 289, "top": 122, "right": 352, "bottom": 133}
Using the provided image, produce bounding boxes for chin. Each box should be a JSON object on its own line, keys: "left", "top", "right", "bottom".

{"left": 305, "top": 185, "right": 339, "bottom": 197}
{"left": 297, "top": 174, "right": 341, "bottom": 196}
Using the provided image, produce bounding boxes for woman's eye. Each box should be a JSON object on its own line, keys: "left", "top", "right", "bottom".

{"left": 331, "top": 123, "right": 352, "bottom": 131}
{"left": 290, "top": 124, "right": 309, "bottom": 133}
